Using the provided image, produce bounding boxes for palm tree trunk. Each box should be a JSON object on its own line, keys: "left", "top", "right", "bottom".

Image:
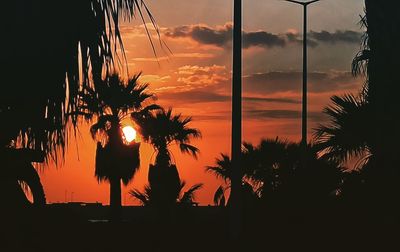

{"left": 19, "top": 163, "right": 46, "bottom": 205}
{"left": 109, "top": 176, "right": 122, "bottom": 220}
{"left": 364, "top": 0, "right": 400, "bottom": 215}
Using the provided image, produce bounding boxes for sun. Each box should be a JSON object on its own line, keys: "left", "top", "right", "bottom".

{"left": 122, "top": 126, "right": 137, "bottom": 143}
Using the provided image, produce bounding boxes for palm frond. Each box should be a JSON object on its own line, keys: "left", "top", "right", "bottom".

{"left": 213, "top": 185, "right": 226, "bottom": 206}
{"left": 179, "top": 143, "right": 200, "bottom": 159}
{"left": 205, "top": 154, "right": 232, "bottom": 183}
{"left": 314, "top": 94, "right": 370, "bottom": 165}
{"left": 179, "top": 183, "right": 203, "bottom": 204}
{"left": 129, "top": 187, "right": 150, "bottom": 206}
{"left": 2, "top": 1, "right": 159, "bottom": 160}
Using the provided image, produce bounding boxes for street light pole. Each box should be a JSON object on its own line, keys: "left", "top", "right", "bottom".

{"left": 284, "top": 0, "right": 321, "bottom": 147}
{"left": 230, "top": 0, "right": 242, "bottom": 239}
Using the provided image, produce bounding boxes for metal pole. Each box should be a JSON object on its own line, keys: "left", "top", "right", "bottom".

{"left": 302, "top": 4, "right": 307, "bottom": 147}
{"left": 230, "top": 0, "right": 242, "bottom": 239}
{"left": 284, "top": 0, "right": 321, "bottom": 146}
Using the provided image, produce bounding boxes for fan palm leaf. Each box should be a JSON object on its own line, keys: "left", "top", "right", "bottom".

{"left": 1, "top": 1, "right": 158, "bottom": 159}
{"left": 314, "top": 94, "right": 370, "bottom": 165}
{"left": 179, "top": 182, "right": 203, "bottom": 205}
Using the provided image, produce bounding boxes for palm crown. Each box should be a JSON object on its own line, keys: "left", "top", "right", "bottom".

{"left": 78, "top": 73, "right": 159, "bottom": 184}
{"left": 132, "top": 108, "right": 201, "bottom": 163}
{"left": 1, "top": 1, "right": 156, "bottom": 158}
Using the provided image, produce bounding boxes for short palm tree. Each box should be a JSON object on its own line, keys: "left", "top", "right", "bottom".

{"left": 78, "top": 73, "right": 159, "bottom": 213}
{"left": 132, "top": 108, "right": 201, "bottom": 207}
{"left": 206, "top": 146, "right": 259, "bottom": 207}
{"left": 130, "top": 180, "right": 203, "bottom": 206}
{"left": 208, "top": 138, "right": 340, "bottom": 206}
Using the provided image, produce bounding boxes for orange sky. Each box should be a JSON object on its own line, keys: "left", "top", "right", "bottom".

{"left": 40, "top": 0, "right": 365, "bottom": 206}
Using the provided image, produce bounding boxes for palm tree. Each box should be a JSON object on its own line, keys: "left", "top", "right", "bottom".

{"left": 2, "top": 0, "right": 157, "bottom": 158}
{"left": 207, "top": 138, "right": 340, "bottom": 207}
{"left": 206, "top": 149, "right": 259, "bottom": 207}
{"left": 78, "top": 73, "right": 159, "bottom": 214}
{"left": 1, "top": 1, "right": 157, "bottom": 208}
{"left": 132, "top": 108, "right": 201, "bottom": 208}
{"left": 360, "top": 1, "right": 400, "bottom": 207}
{"left": 314, "top": 94, "right": 370, "bottom": 167}
{"left": 316, "top": 2, "right": 400, "bottom": 207}
{"left": 1, "top": 148, "right": 46, "bottom": 207}
{"left": 130, "top": 180, "right": 203, "bottom": 207}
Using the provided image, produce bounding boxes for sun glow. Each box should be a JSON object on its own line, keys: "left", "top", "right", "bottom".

{"left": 122, "top": 126, "right": 137, "bottom": 143}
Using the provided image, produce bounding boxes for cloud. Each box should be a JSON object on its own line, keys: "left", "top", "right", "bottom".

{"left": 140, "top": 75, "right": 171, "bottom": 84}
{"left": 165, "top": 23, "right": 232, "bottom": 47}
{"left": 131, "top": 52, "right": 214, "bottom": 62}
{"left": 159, "top": 90, "right": 300, "bottom": 104}
{"left": 309, "top": 30, "right": 362, "bottom": 44}
{"left": 245, "top": 109, "right": 325, "bottom": 121}
{"left": 176, "top": 65, "right": 229, "bottom": 86}
{"left": 243, "top": 31, "right": 286, "bottom": 48}
{"left": 244, "top": 71, "right": 360, "bottom": 94}
{"left": 286, "top": 31, "right": 319, "bottom": 48}
{"left": 286, "top": 30, "right": 362, "bottom": 47}
{"left": 165, "top": 23, "right": 286, "bottom": 49}
{"left": 165, "top": 23, "right": 362, "bottom": 49}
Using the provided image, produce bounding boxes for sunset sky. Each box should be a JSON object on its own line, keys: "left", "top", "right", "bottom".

{"left": 41, "top": 0, "right": 365, "bottom": 206}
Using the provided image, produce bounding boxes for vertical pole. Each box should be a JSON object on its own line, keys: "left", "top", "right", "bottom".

{"left": 301, "top": 4, "right": 308, "bottom": 147}
{"left": 231, "top": 0, "right": 242, "bottom": 239}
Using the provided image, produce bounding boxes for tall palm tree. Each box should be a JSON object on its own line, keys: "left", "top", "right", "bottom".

{"left": 1, "top": 0, "right": 156, "bottom": 157}
{"left": 78, "top": 73, "right": 159, "bottom": 213}
{"left": 361, "top": 1, "right": 400, "bottom": 206}
{"left": 132, "top": 108, "right": 201, "bottom": 207}
{"left": 1, "top": 1, "right": 157, "bottom": 208}
{"left": 317, "top": 2, "right": 400, "bottom": 208}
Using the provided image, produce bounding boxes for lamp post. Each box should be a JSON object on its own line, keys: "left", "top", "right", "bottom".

{"left": 284, "top": 0, "right": 321, "bottom": 147}
{"left": 230, "top": 0, "right": 242, "bottom": 238}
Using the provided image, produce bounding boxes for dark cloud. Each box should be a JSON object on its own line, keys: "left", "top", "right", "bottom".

{"left": 165, "top": 24, "right": 362, "bottom": 49}
{"left": 165, "top": 24, "right": 286, "bottom": 49}
{"left": 245, "top": 109, "right": 325, "bottom": 121}
{"left": 243, "top": 31, "right": 286, "bottom": 48}
{"left": 165, "top": 24, "right": 232, "bottom": 47}
{"left": 244, "top": 71, "right": 360, "bottom": 94}
{"left": 160, "top": 90, "right": 300, "bottom": 104}
{"left": 309, "top": 30, "right": 362, "bottom": 44}
{"left": 286, "top": 32, "right": 319, "bottom": 48}
{"left": 191, "top": 25, "right": 232, "bottom": 47}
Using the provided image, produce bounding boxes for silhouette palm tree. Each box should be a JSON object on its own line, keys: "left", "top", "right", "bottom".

{"left": 78, "top": 73, "right": 159, "bottom": 216}
{"left": 2, "top": 1, "right": 157, "bottom": 158}
{"left": 208, "top": 138, "right": 340, "bottom": 207}
{"left": 314, "top": 94, "right": 370, "bottom": 168}
{"left": 206, "top": 149, "right": 259, "bottom": 207}
{"left": 132, "top": 108, "right": 201, "bottom": 208}
{"left": 316, "top": 3, "right": 400, "bottom": 210}
{"left": 358, "top": 2, "right": 400, "bottom": 208}
{"left": 1, "top": 148, "right": 46, "bottom": 207}
{"left": 130, "top": 180, "right": 203, "bottom": 207}
{"left": 1, "top": 1, "right": 157, "bottom": 209}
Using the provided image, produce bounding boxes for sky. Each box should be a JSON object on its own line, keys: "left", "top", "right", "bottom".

{"left": 40, "top": 0, "right": 365, "bottom": 206}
